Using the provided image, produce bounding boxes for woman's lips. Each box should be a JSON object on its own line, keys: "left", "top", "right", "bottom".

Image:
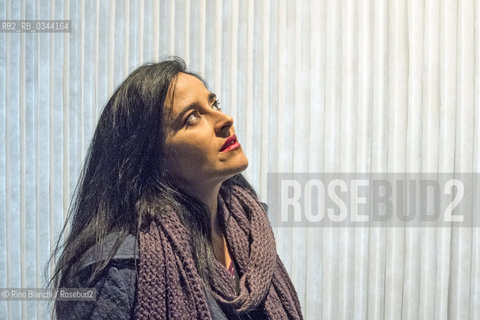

{"left": 221, "top": 141, "right": 240, "bottom": 152}
{"left": 220, "top": 135, "right": 241, "bottom": 152}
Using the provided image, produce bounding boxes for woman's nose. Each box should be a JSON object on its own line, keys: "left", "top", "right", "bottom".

{"left": 214, "top": 112, "right": 234, "bottom": 136}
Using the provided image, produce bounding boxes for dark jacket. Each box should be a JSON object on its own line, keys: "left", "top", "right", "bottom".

{"left": 56, "top": 233, "right": 229, "bottom": 320}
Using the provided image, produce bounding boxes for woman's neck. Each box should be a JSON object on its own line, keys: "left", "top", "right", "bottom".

{"left": 177, "top": 180, "right": 221, "bottom": 233}
{"left": 179, "top": 181, "right": 233, "bottom": 268}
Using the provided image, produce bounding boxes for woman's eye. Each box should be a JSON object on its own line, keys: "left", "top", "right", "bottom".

{"left": 185, "top": 112, "right": 200, "bottom": 127}
{"left": 212, "top": 100, "right": 221, "bottom": 111}
{"left": 184, "top": 101, "right": 220, "bottom": 128}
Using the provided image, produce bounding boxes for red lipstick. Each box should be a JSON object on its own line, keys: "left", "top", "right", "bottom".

{"left": 220, "top": 134, "right": 241, "bottom": 152}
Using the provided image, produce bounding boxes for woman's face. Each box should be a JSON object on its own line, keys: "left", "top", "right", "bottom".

{"left": 163, "top": 72, "right": 248, "bottom": 189}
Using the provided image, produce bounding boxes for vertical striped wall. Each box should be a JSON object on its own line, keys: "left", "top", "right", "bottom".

{"left": 1, "top": 0, "right": 479, "bottom": 319}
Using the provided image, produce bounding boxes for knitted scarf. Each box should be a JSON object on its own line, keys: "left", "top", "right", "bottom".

{"left": 134, "top": 186, "right": 303, "bottom": 319}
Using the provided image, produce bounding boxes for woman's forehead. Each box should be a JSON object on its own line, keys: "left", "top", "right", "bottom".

{"left": 166, "top": 73, "right": 210, "bottom": 113}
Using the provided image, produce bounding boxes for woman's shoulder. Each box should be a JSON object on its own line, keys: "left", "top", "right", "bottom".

{"left": 57, "top": 263, "right": 137, "bottom": 319}
{"left": 80, "top": 232, "right": 139, "bottom": 269}
{"left": 56, "top": 233, "right": 138, "bottom": 319}
{"left": 260, "top": 202, "right": 268, "bottom": 213}
{"left": 75, "top": 232, "right": 139, "bottom": 299}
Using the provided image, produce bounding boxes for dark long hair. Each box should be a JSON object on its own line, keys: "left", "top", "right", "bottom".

{"left": 48, "top": 57, "right": 255, "bottom": 316}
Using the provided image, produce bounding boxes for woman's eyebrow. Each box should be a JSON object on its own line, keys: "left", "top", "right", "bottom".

{"left": 177, "top": 92, "right": 217, "bottom": 118}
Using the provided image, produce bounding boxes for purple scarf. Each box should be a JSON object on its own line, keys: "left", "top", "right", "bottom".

{"left": 134, "top": 186, "right": 303, "bottom": 319}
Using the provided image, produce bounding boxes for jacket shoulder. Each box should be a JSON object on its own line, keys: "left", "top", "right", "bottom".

{"left": 81, "top": 233, "right": 139, "bottom": 269}
{"left": 56, "top": 233, "right": 138, "bottom": 319}
{"left": 57, "top": 259, "right": 137, "bottom": 319}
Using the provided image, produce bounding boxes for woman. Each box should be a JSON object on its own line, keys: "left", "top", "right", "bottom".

{"left": 49, "top": 57, "right": 303, "bottom": 319}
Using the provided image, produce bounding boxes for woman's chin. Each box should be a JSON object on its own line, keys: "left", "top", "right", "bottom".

{"left": 220, "top": 160, "right": 249, "bottom": 181}
{"left": 234, "top": 156, "right": 249, "bottom": 173}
